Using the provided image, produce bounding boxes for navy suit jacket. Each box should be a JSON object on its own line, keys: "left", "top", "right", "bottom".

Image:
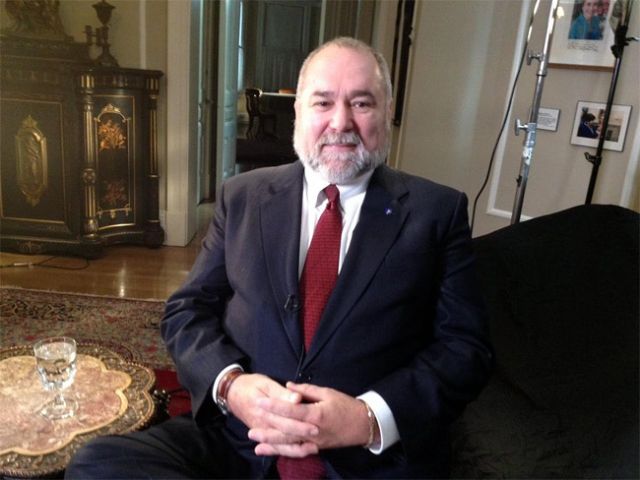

{"left": 162, "top": 161, "right": 493, "bottom": 478}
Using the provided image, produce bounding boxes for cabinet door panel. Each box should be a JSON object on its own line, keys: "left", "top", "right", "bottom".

{"left": 1, "top": 98, "right": 71, "bottom": 231}
{"left": 93, "top": 95, "right": 136, "bottom": 229}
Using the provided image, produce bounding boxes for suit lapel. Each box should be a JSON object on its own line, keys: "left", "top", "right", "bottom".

{"left": 260, "top": 162, "right": 305, "bottom": 356}
{"left": 305, "top": 166, "right": 409, "bottom": 363}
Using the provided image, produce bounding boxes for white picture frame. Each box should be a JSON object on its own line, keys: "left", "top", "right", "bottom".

{"left": 570, "top": 101, "right": 632, "bottom": 152}
{"left": 550, "top": 0, "right": 616, "bottom": 71}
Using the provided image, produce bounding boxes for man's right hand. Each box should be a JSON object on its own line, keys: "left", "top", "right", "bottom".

{"left": 227, "top": 373, "right": 300, "bottom": 426}
{"left": 226, "top": 373, "right": 322, "bottom": 457}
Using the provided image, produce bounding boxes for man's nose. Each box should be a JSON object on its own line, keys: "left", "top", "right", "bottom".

{"left": 329, "top": 102, "right": 354, "bottom": 131}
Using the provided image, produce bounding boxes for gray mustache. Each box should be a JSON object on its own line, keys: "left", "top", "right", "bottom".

{"left": 319, "top": 132, "right": 362, "bottom": 146}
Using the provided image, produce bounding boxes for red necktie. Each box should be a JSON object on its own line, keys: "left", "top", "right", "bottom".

{"left": 277, "top": 184, "right": 342, "bottom": 480}
{"left": 300, "top": 184, "right": 342, "bottom": 351}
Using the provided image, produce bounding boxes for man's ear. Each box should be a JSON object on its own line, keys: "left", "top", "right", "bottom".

{"left": 294, "top": 98, "right": 300, "bottom": 116}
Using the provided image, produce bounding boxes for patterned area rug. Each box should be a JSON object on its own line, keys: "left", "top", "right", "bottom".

{"left": 0, "top": 287, "right": 175, "bottom": 370}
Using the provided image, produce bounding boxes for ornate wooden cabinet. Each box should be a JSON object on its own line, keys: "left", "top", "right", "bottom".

{"left": 0, "top": 36, "right": 164, "bottom": 258}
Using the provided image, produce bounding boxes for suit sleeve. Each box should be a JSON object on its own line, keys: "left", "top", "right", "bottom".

{"left": 161, "top": 182, "right": 249, "bottom": 424}
{"left": 370, "top": 192, "right": 494, "bottom": 457}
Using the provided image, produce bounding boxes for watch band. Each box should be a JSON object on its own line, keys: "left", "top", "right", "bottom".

{"left": 216, "top": 368, "right": 244, "bottom": 415}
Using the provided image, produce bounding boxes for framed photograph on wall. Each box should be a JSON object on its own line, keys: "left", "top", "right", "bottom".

{"left": 549, "top": 0, "right": 615, "bottom": 70}
{"left": 570, "top": 101, "right": 632, "bottom": 151}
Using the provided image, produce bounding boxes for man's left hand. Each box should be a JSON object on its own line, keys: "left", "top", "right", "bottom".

{"left": 248, "top": 382, "right": 370, "bottom": 456}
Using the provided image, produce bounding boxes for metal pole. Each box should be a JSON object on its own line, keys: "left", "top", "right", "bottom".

{"left": 511, "top": 0, "right": 560, "bottom": 224}
{"left": 585, "top": 0, "right": 637, "bottom": 203}
{"left": 584, "top": 52, "right": 623, "bottom": 204}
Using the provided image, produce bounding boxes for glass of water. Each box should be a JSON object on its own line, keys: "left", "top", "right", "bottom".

{"left": 33, "top": 336, "right": 78, "bottom": 419}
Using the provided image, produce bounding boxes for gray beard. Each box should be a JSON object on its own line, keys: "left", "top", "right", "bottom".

{"left": 294, "top": 130, "right": 389, "bottom": 184}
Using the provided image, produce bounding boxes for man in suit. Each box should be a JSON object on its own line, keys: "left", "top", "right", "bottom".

{"left": 65, "top": 37, "right": 492, "bottom": 479}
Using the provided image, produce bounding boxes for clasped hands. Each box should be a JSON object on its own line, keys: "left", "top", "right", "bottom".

{"left": 225, "top": 373, "right": 370, "bottom": 458}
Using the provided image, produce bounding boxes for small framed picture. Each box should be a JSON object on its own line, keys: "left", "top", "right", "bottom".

{"left": 570, "top": 101, "right": 632, "bottom": 151}
{"left": 549, "top": 0, "right": 616, "bottom": 70}
{"left": 537, "top": 107, "right": 561, "bottom": 131}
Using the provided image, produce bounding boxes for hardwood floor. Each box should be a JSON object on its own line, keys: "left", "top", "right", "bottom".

{"left": 0, "top": 203, "right": 214, "bottom": 300}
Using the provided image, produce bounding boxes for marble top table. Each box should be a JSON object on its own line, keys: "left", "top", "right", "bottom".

{"left": 0, "top": 342, "right": 156, "bottom": 478}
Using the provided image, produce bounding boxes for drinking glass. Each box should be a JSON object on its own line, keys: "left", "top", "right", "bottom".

{"left": 33, "top": 336, "right": 78, "bottom": 419}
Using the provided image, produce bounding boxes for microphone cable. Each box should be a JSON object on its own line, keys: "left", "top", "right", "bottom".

{"left": 470, "top": 0, "right": 541, "bottom": 234}
{"left": 0, "top": 255, "right": 90, "bottom": 270}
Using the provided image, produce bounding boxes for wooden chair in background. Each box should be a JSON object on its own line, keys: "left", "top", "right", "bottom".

{"left": 244, "top": 87, "right": 276, "bottom": 139}
{"left": 237, "top": 87, "right": 297, "bottom": 173}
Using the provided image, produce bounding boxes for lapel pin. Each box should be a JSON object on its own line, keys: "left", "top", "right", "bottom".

{"left": 385, "top": 207, "right": 393, "bottom": 215}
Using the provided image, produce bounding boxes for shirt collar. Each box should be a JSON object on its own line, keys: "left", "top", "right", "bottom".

{"left": 303, "top": 166, "right": 374, "bottom": 208}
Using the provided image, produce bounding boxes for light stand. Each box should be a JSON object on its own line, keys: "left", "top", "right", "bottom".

{"left": 585, "top": 0, "right": 637, "bottom": 204}
{"left": 511, "top": 0, "right": 560, "bottom": 224}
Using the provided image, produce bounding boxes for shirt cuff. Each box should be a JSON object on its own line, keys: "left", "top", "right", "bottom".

{"left": 212, "top": 363, "right": 244, "bottom": 405}
{"left": 357, "top": 391, "right": 400, "bottom": 454}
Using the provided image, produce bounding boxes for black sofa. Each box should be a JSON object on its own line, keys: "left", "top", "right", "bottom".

{"left": 451, "top": 204, "right": 639, "bottom": 478}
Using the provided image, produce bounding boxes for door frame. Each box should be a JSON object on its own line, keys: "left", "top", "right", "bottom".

{"left": 164, "top": 0, "right": 198, "bottom": 246}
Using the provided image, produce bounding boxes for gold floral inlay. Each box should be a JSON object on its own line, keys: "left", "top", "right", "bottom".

{"left": 96, "top": 104, "right": 127, "bottom": 151}
{"left": 97, "top": 119, "right": 126, "bottom": 151}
